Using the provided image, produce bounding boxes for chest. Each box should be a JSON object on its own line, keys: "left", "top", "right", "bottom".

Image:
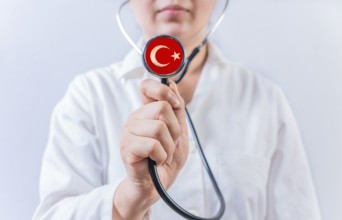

{"left": 175, "top": 72, "right": 201, "bottom": 105}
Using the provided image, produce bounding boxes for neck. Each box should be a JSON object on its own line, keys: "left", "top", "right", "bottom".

{"left": 173, "top": 33, "right": 208, "bottom": 81}
{"left": 169, "top": 33, "right": 208, "bottom": 104}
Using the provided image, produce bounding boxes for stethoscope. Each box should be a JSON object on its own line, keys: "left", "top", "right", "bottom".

{"left": 116, "top": 1, "right": 229, "bottom": 219}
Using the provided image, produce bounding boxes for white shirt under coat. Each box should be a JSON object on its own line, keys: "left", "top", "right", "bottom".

{"left": 33, "top": 43, "right": 321, "bottom": 220}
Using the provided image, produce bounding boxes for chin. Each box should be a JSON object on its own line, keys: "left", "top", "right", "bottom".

{"left": 158, "top": 25, "right": 188, "bottom": 41}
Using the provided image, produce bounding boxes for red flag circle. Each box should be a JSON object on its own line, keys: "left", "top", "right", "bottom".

{"left": 143, "top": 35, "right": 185, "bottom": 77}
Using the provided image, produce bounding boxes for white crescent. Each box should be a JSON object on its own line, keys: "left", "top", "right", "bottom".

{"left": 150, "top": 45, "right": 170, "bottom": 67}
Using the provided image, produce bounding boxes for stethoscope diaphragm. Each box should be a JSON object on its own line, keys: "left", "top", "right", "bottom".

{"left": 142, "top": 35, "right": 185, "bottom": 79}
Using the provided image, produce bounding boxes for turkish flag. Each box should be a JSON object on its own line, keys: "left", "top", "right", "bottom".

{"left": 143, "top": 35, "right": 185, "bottom": 76}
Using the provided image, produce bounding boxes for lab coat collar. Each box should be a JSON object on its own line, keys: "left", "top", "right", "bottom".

{"left": 116, "top": 40, "right": 227, "bottom": 80}
{"left": 115, "top": 39, "right": 145, "bottom": 80}
{"left": 205, "top": 41, "right": 227, "bottom": 67}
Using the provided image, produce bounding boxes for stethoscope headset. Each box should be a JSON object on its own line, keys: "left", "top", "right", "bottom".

{"left": 116, "top": 1, "right": 230, "bottom": 219}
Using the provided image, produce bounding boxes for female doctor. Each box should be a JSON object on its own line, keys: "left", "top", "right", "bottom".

{"left": 33, "top": 0, "right": 321, "bottom": 219}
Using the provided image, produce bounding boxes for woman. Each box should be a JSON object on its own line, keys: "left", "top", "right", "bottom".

{"left": 33, "top": 0, "right": 321, "bottom": 219}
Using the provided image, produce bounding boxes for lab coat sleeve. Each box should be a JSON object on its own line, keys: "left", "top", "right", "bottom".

{"left": 266, "top": 88, "right": 321, "bottom": 220}
{"left": 33, "top": 75, "right": 122, "bottom": 220}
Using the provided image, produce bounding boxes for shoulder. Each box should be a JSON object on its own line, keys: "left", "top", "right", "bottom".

{"left": 212, "top": 45, "right": 281, "bottom": 99}
{"left": 207, "top": 43, "right": 288, "bottom": 121}
{"left": 68, "top": 56, "right": 142, "bottom": 96}
{"left": 74, "top": 49, "right": 143, "bottom": 93}
{"left": 209, "top": 42, "right": 279, "bottom": 92}
{"left": 61, "top": 51, "right": 145, "bottom": 115}
{"left": 57, "top": 62, "right": 125, "bottom": 114}
{"left": 81, "top": 62, "right": 125, "bottom": 88}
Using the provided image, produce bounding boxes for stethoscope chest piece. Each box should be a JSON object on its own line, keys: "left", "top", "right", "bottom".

{"left": 142, "top": 35, "right": 185, "bottom": 79}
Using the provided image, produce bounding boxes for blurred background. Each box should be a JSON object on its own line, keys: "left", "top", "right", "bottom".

{"left": 0, "top": 0, "right": 341, "bottom": 219}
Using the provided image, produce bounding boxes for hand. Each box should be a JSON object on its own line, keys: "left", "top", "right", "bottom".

{"left": 113, "top": 79, "right": 189, "bottom": 220}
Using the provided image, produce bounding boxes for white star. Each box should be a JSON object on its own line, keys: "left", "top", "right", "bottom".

{"left": 171, "top": 51, "right": 180, "bottom": 61}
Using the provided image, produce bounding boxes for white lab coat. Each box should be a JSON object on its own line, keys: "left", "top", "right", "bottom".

{"left": 33, "top": 43, "right": 321, "bottom": 220}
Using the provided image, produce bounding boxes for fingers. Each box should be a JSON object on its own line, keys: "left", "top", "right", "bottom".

{"left": 130, "top": 101, "right": 181, "bottom": 142}
{"left": 121, "top": 132, "right": 167, "bottom": 166}
{"left": 123, "top": 81, "right": 185, "bottom": 166}
{"left": 120, "top": 78, "right": 189, "bottom": 192}
{"left": 138, "top": 79, "right": 188, "bottom": 165}
{"left": 140, "top": 79, "right": 182, "bottom": 109}
{"left": 129, "top": 119, "right": 176, "bottom": 164}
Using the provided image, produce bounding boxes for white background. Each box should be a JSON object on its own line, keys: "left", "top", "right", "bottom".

{"left": 0, "top": 0, "right": 341, "bottom": 219}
